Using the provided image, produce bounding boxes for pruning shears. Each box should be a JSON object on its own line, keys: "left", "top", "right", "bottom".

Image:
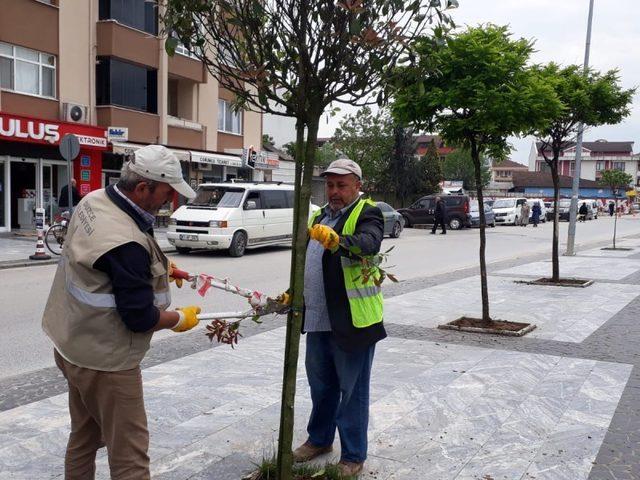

{"left": 170, "top": 268, "right": 290, "bottom": 320}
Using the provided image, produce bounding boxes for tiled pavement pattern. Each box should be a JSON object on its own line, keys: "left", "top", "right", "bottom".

{"left": 384, "top": 275, "right": 638, "bottom": 343}
{"left": 0, "top": 329, "right": 632, "bottom": 480}
{"left": 1, "top": 238, "right": 640, "bottom": 479}
{"left": 496, "top": 256, "right": 640, "bottom": 281}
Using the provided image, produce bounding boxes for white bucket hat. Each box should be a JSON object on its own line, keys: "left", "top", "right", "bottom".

{"left": 129, "top": 145, "right": 196, "bottom": 199}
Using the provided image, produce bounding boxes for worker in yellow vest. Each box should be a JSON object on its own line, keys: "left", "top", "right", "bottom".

{"left": 42, "top": 145, "right": 201, "bottom": 479}
{"left": 292, "top": 159, "right": 386, "bottom": 478}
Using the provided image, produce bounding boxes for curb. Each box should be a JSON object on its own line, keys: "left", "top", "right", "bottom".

{"left": 0, "top": 247, "right": 177, "bottom": 270}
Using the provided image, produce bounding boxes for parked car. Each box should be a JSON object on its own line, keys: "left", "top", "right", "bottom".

{"left": 397, "top": 194, "right": 471, "bottom": 230}
{"left": 492, "top": 197, "right": 527, "bottom": 225}
{"left": 557, "top": 199, "right": 573, "bottom": 221}
{"left": 556, "top": 199, "right": 596, "bottom": 221}
{"left": 376, "top": 201, "right": 404, "bottom": 238}
{"left": 468, "top": 200, "right": 496, "bottom": 228}
{"left": 167, "top": 182, "right": 302, "bottom": 257}
{"left": 526, "top": 198, "right": 547, "bottom": 223}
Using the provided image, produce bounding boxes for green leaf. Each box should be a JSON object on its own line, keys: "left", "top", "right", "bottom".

{"left": 311, "top": 469, "right": 325, "bottom": 478}
{"left": 252, "top": 315, "right": 263, "bottom": 324}
{"left": 165, "top": 37, "right": 179, "bottom": 57}
{"left": 349, "top": 245, "right": 362, "bottom": 255}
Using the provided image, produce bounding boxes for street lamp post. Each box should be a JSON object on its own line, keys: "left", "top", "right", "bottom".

{"left": 565, "top": 0, "right": 595, "bottom": 256}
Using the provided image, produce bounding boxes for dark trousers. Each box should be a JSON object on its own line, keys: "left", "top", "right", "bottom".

{"left": 55, "top": 350, "right": 150, "bottom": 480}
{"left": 432, "top": 217, "right": 446, "bottom": 233}
{"left": 305, "top": 332, "right": 376, "bottom": 463}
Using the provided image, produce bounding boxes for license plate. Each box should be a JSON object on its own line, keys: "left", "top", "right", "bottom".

{"left": 179, "top": 234, "right": 198, "bottom": 241}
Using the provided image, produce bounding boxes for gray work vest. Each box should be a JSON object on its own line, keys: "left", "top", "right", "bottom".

{"left": 42, "top": 189, "right": 171, "bottom": 371}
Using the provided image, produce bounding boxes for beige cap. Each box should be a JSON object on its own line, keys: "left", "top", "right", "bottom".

{"left": 322, "top": 158, "right": 362, "bottom": 179}
{"left": 130, "top": 145, "right": 196, "bottom": 199}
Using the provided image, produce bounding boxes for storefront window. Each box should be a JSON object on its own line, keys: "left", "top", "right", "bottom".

{"left": 0, "top": 162, "right": 5, "bottom": 228}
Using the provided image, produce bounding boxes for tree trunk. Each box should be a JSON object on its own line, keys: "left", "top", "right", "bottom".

{"left": 276, "top": 117, "right": 319, "bottom": 480}
{"left": 471, "top": 143, "right": 490, "bottom": 322}
{"left": 551, "top": 164, "right": 560, "bottom": 282}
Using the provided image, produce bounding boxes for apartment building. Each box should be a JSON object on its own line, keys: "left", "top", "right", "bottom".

{"left": 0, "top": 0, "right": 271, "bottom": 232}
{"left": 490, "top": 159, "right": 528, "bottom": 183}
{"left": 529, "top": 140, "right": 638, "bottom": 185}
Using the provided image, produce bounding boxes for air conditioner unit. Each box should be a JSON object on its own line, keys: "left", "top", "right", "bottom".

{"left": 63, "top": 103, "right": 89, "bottom": 124}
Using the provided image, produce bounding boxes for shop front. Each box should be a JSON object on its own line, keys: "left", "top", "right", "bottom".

{"left": 0, "top": 112, "right": 107, "bottom": 232}
{"left": 190, "top": 150, "right": 243, "bottom": 185}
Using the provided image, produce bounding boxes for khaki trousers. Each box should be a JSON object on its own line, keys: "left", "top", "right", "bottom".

{"left": 54, "top": 350, "right": 150, "bottom": 480}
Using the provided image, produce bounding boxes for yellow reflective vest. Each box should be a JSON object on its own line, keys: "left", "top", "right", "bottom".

{"left": 308, "top": 198, "right": 384, "bottom": 328}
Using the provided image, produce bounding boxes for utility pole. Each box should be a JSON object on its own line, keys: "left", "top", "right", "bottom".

{"left": 565, "top": 0, "right": 595, "bottom": 256}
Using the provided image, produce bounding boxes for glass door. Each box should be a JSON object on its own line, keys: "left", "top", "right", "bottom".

{"left": 0, "top": 160, "right": 6, "bottom": 230}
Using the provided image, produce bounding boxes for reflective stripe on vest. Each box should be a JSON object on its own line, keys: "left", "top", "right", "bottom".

{"left": 309, "top": 199, "right": 384, "bottom": 328}
{"left": 62, "top": 257, "right": 171, "bottom": 309}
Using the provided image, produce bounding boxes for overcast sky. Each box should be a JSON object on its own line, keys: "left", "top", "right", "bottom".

{"left": 317, "top": 0, "right": 640, "bottom": 165}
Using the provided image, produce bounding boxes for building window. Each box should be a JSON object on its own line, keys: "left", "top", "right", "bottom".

{"left": 218, "top": 99, "right": 243, "bottom": 135}
{"left": 99, "top": 0, "right": 157, "bottom": 36}
{"left": 0, "top": 42, "right": 56, "bottom": 98}
{"left": 596, "top": 161, "right": 604, "bottom": 171}
{"left": 613, "top": 162, "right": 626, "bottom": 171}
{"left": 96, "top": 57, "right": 158, "bottom": 114}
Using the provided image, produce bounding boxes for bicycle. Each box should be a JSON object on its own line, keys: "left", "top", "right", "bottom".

{"left": 45, "top": 211, "right": 70, "bottom": 255}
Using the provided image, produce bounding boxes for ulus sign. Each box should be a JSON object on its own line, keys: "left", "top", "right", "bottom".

{"left": 0, "top": 116, "right": 60, "bottom": 143}
{"left": 0, "top": 113, "right": 108, "bottom": 149}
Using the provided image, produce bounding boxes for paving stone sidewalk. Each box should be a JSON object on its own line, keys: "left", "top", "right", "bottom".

{"left": 1, "top": 239, "right": 640, "bottom": 479}
{"left": 0, "top": 229, "right": 174, "bottom": 268}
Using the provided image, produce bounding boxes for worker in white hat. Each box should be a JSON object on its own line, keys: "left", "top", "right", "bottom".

{"left": 42, "top": 145, "right": 201, "bottom": 479}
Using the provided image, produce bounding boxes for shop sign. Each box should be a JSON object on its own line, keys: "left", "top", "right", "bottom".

{"left": 0, "top": 112, "right": 107, "bottom": 149}
{"left": 80, "top": 155, "right": 91, "bottom": 167}
{"left": 81, "top": 170, "right": 91, "bottom": 182}
{"left": 107, "top": 127, "right": 129, "bottom": 142}
{"left": 80, "top": 184, "right": 91, "bottom": 195}
{"left": 254, "top": 152, "right": 280, "bottom": 170}
{"left": 191, "top": 151, "right": 242, "bottom": 167}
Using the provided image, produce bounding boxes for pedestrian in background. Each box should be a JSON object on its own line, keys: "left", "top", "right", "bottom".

{"left": 59, "top": 178, "right": 81, "bottom": 209}
{"left": 42, "top": 145, "right": 202, "bottom": 480}
{"left": 531, "top": 201, "right": 541, "bottom": 227}
{"left": 293, "top": 159, "right": 386, "bottom": 478}
{"left": 519, "top": 201, "right": 530, "bottom": 227}
{"left": 579, "top": 202, "right": 589, "bottom": 222}
{"left": 609, "top": 201, "right": 615, "bottom": 216}
{"left": 431, "top": 196, "right": 447, "bottom": 234}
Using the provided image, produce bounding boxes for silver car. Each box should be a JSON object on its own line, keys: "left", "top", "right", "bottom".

{"left": 376, "top": 201, "right": 404, "bottom": 238}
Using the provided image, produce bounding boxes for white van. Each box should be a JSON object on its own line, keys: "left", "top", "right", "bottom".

{"left": 492, "top": 197, "right": 527, "bottom": 225}
{"left": 167, "top": 182, "right": 304, "bottom": 257}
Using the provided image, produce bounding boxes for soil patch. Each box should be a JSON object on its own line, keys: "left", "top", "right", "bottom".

{"left": 515, "top": 277, "right": 593, "bottom": 288}
{"left": 438, "top": 317, "right": 536, "bottom": 337}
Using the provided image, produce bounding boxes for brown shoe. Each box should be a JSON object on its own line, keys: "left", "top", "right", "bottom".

{"left": 337, "top": 460, "right": 364, "bottom": 477}
{"left": 292, "top": 441, "right": 333, "bottom": 463}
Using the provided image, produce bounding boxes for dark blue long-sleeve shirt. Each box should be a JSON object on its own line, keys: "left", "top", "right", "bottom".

{"left": 92, "top": 186, "right": 160, "bottom": 333}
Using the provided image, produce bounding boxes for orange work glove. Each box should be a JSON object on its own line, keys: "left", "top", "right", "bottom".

{"left": 172, "top": 306, "right": 201, "bottom": 332}
{"left": 168, "top": 261, "right": 183, "bottom": 288}
{"left": 309, "top": 224, "right": 340, "bottom": 251}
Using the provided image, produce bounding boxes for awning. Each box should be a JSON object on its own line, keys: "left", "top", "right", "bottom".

{"left": 190, "top": 151, "right": 242, "bottom": 167}
{"left": 111, "top": 142, "right": 191, "bottom": 162}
